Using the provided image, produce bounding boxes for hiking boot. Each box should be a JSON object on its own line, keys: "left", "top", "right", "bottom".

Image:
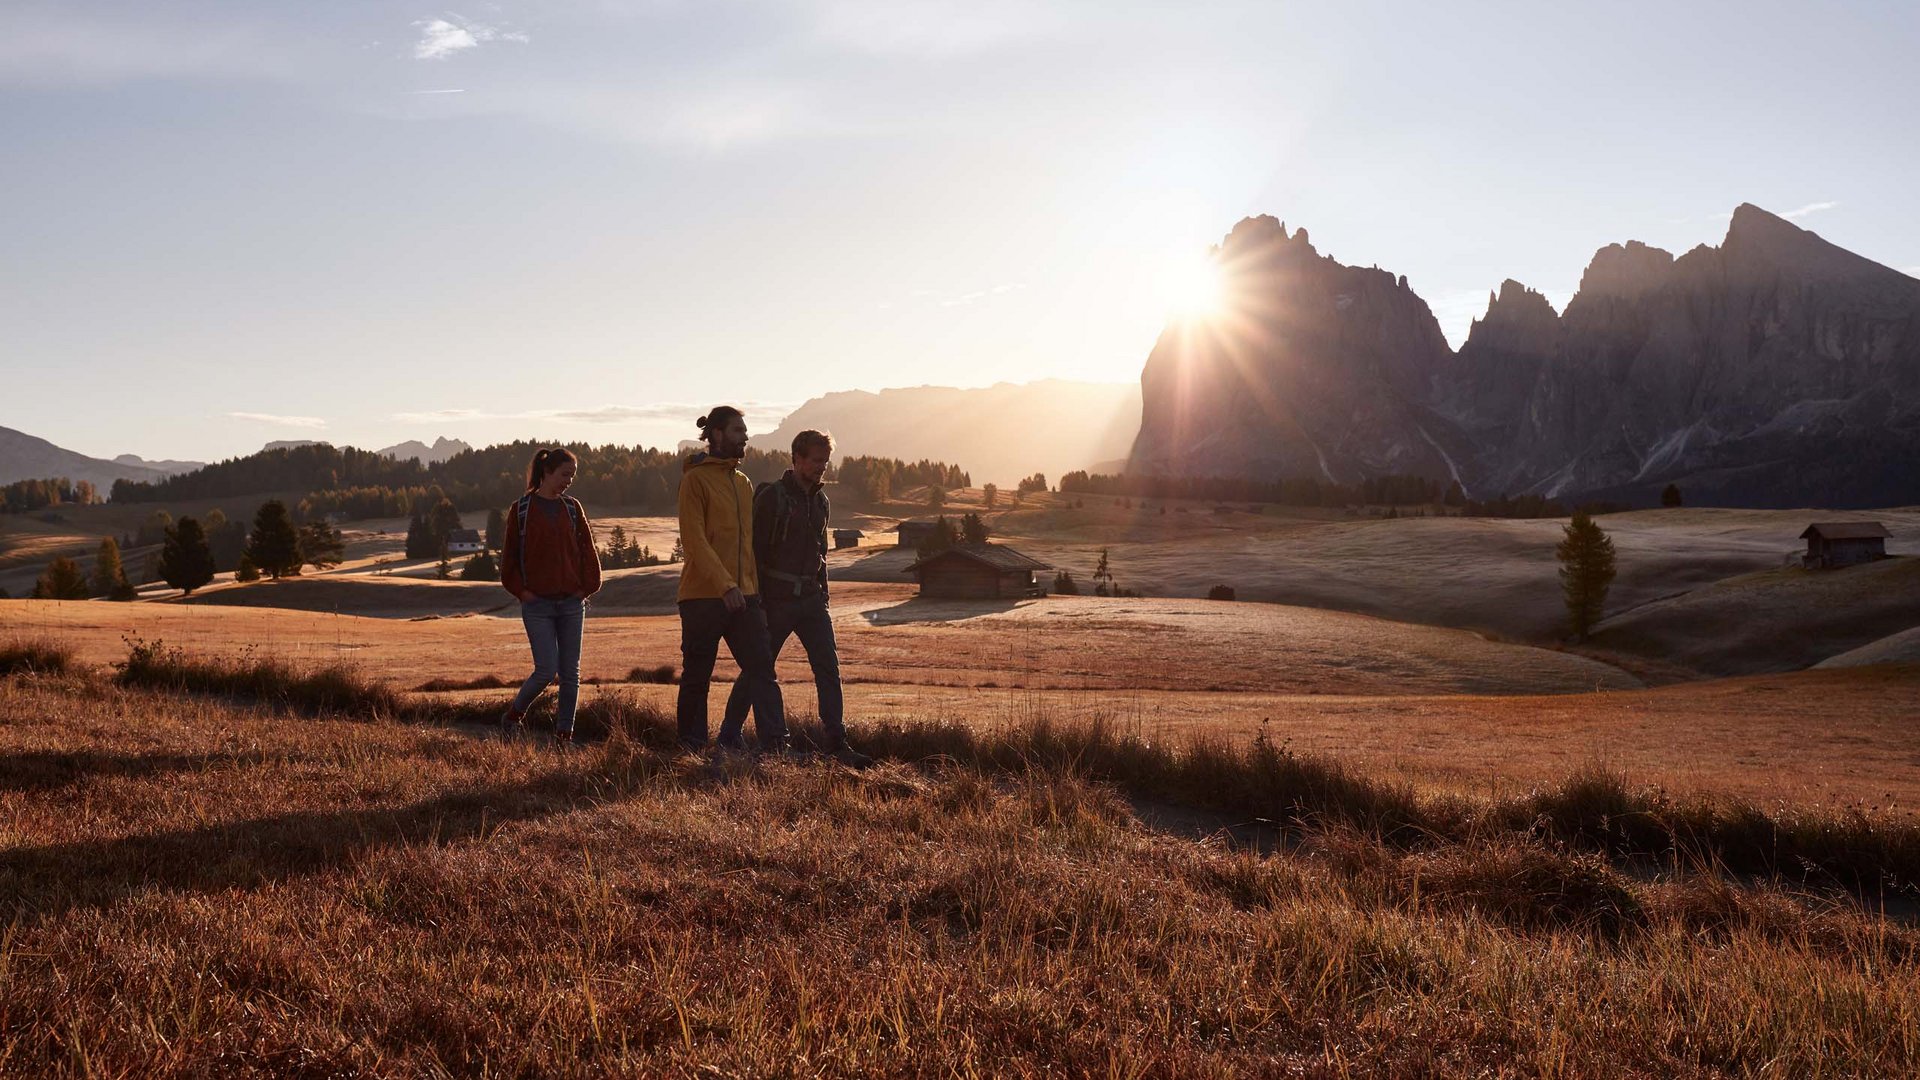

{"left": 499, "top": 707, "right": 526, "bottom": 741}
{"left": 831, "top": 744, "right": 875, "bottom": 769}
{"left": 550, "top": 726, "right": 575, "bottom": 749}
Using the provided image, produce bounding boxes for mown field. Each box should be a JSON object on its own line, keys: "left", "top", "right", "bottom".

{"left": 0, "top": 645, "right": 1917, "bottom": 1077}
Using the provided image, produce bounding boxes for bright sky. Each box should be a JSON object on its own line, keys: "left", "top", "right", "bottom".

{"left": 4, "top": 0, "right": 1917, "bottom": 463}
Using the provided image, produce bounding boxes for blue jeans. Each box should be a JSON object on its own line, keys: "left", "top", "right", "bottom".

{"left": 722, "top": 592, "right": 843, "bottom": 748}
{"left": 510, "top": 596, "right": 584, "bottom": 733}
{"left": 677, "top": 595, "right": 785, "bottom": 749}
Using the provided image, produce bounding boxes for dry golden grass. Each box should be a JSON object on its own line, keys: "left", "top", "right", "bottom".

{"left": 0, "top": 663, "right": 1916, "bottom": 1077}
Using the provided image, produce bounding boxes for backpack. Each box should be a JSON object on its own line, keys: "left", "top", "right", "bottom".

{"left": 513, "top": 493, "right": 585, "bottom": 586}
{"left": 755, "top": 480, "right": 795, "bottom": 551}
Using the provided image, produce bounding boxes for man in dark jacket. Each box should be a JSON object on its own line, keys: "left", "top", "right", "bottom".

{"left": 719, "top": 429, "right": 870, "bottom": 765}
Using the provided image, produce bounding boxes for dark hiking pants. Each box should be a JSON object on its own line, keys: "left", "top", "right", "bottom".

{"left": 677, "top": 594, "right": 786, "bottom": 749}
{"left": 720, "top": 591, "right": 843, "bottom": 749}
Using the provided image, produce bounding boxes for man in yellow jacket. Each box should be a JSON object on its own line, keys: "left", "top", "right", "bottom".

{"left": 676, "top": 405, "right": 787, "bottom": 751}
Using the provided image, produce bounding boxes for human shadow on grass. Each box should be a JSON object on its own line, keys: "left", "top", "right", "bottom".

{"left": 0, "top": 750, "right": 282, "bottom": 793}
{"left": 0, "top": 765, "right": 639, "bottom": 923}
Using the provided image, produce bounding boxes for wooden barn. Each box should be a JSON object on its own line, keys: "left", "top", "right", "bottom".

{"left": 907, "top": 544, "right": 1051, "bottom": 600}
{"left": 832, "top": 528, "right": 865, "bottom": 550}
{"left": 895, "top": 520, "right": 938, "bottom": 548}
{"left": 1800, "top": 522, "right": 1890, "bottom": 568}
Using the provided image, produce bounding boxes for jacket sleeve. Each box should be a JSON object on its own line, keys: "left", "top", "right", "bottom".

{"left": 816, "top": 491, "right": 830, "bottom": 592}
{"left": 572, "top": 498, "right": 602, "bottom": 596}
{"left": 677, "top": 475, "right": 736, "bottom": 593}
{"left": 752, "top": 484, "right": 777, "bottom": 572}
{"left": 499, "top": 504, "right": 524, "bottom": 597}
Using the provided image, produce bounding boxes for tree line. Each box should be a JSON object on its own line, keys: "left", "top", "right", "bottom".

{"left": 2, "top": 477, "right": 102, "bottom": 514}
{"left": 1056, "top": 470, "right": 1634, "bottom": 518}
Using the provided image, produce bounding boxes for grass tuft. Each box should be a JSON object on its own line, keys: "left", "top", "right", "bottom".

{"left": 0, "top": 637, "right": 75, "bottom": 678}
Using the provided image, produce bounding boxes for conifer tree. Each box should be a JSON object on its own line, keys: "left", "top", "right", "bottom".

{"left": 1661, "top": 483, "right": 1683, "bottom": 508}
{"left": 960, "top": 512, "right": 989, "bottom": 546}
{"left": 33, "top": 556, "right": 91, "bottom": 600}
{"left": 1557, "top": 512, "right": 1617, "bottom": 640}
{"left": 298, "top": 520, "right": 345, "bottom": 571}
{"left": 485, "top": 507, "right": 506, "bottom": 551}
{"left": 92, "top": 537, "right": 131, "bottom": 599}
{"left": 159, "top": 518, "right": 216, "bottom": 595}
{"left": 1092, "top": 547, "right": 1114, "bottom": 596}
{"left": 405, "top": 511, "right": 432, "bottom": 559}
{"left": 428, "top": 498, "right": 464, "bottom": 555}
{"left": 245, "top": 500, "right": 303, "bottom": 578}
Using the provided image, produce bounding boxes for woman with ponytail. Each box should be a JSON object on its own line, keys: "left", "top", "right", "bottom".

{"left": 499, "top": 446, "right": 601, "bottom": 744}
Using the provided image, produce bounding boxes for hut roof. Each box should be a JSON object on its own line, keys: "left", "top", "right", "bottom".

{"left": 448, "top": 528, "right": 483, "bottom": 544}
{"left": 906, "top": 543, "right": 1050, "bottom": 574}
{"left": 1799, "top": 522, "right": 1890, "bottom": 541}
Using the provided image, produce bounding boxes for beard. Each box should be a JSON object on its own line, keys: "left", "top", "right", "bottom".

{"left": 716, "top": 434, "right": 747, "bottom": 459}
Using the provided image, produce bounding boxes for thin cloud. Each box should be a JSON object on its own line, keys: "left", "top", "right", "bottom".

{"left": 229, "top": 412, "right": 326, "bottom": 429}
{"left": 939, "top": 282, "right": 1027, "bottom": 307}
{"left": 1780, "top": 200, "right": 1839, "bottom": 221}
{"left": 413, "top": 14, "right": 528, "bottom": 61}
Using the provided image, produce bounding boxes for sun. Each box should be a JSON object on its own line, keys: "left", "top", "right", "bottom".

{"left": 1158, "top": 252, "right": 1226, "bottom": 319}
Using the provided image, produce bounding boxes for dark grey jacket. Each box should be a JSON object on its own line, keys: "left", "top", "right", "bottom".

{"left": 752, "top": 470, "right": 829, "bottom": 599}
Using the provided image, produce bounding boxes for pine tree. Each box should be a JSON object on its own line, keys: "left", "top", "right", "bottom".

{"left": 928, "top": 486, "right": 944, "bottom": 509}
{"left": 1092, "top": 547, "right": 1113, "bottom": 596}
{"left": 1557, "top": 512, "right": 1617, "bottom": 641}
{"left": 670, "top": 536, "right": 684, "bottom": 563}
{"left": 428, "top": 499, "right": 464, "bottom": 555}
{"left": 606, "top": 525, "right": 631, "bottom": 569}
{"left": 1051, "top": 570, "right": 1079, "bottom": 595}
{"left": 916, "top": 516, "right": 958, "bottom": 556}
{"left": 92, "top": 537, "right": 131, "bottom": 599}
{"left": 1661, "top": 483, "right": 1683, "bottom": 508}
{"left": 485, "top": 507, "right": 506, "bottom": 551}
{"left": 298, "top": 521, "right": 345, "bottom": 571}
{"left": 245, "top": 500, "right": 303, "bottom": 578}
{"left": 982, "top": 483, "right": 998, "bottom": 510}
{"left": 404, "top": 511, "right": 432, "bottom": 559}
{"left": 436, "top": 541, "right": 453, "bottom": 581}
{"left": 159, "top": 518, "right": 216, "bottom": 595}
{"left": 960, "top": 512, "right": 989, "bottom": 546}
{"left": 33, "top": 556, "right": 90, "bottom": 600}
{"left": 235, "top": 553, "right": 261, "bottom": 582}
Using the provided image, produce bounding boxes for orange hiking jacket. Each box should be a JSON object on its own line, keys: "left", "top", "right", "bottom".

{"left": 500, "top": 493, "right": 602, "bottom": 599}
{"left": 677, "top": 453, "right": 758, "bottom": 601}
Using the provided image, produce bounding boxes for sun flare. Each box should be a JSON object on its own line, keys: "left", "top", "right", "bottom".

{"left": 1158, "top": 253, "right": 1226, "bottom": 319}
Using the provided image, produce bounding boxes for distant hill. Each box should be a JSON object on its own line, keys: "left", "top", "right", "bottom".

{"left": 0, "top": 426, "right": 169, "bottom": 489}
{"left": 761, "top": 380, "right": 1140, "bottom": 485}
{"left": 112, "top": 453, "right": 207, "bottom": 477}
{"left": 376, "top": 437, "right": 472, "bottom": 464}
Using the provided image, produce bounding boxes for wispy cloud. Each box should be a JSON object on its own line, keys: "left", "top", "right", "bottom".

{"left": 413, "top": 14, "right": 528, "bottom": 61}
{"left": 229, "top": 412, "right": 326, "bottom": 429}
{"left": 937, "top": 282, "right": 1027, "bottom": 307}
{"left": 1780, "top": 200, "right": 1839, "bottom": 221}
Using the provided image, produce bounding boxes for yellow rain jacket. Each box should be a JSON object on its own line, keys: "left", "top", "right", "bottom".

{"left": 676, "top": 453, "right": 759, "bottom": 601}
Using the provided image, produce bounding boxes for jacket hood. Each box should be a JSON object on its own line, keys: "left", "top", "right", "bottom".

{"left": 683, "top": 452, "right": 740, "bottom": 474}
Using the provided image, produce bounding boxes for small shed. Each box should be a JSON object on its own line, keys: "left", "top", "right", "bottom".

{"left": 447, "top": 528, "right": 485, "bottom": 556}
{"left": 832, "top": 528, "right": 865, "bottom": 550}
{"left": 907, "top": 544, "right": 1050, "bottom": 600}
{"left": 1800, "top": 522, "right": 1889, "bottom": 568}
{"left": 896, "top": 520, "right": 938, "bottom": 548}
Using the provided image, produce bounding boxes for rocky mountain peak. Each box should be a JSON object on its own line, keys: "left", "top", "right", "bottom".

{"left": 1567, "top": 240, "right": 1674, "bottom": 313}
{"left": 1477, "top": 279, "right": 1558, "bottom": 328}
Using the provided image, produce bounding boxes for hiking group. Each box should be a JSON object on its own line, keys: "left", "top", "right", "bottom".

{"left": 496, "top": 406, "right": 870, "bottom": 766}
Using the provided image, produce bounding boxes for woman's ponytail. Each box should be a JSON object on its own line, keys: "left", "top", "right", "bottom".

{"left": 526, "top": 447, "right": 576, "bottom": 493}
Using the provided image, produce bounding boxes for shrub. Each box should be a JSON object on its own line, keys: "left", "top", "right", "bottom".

{"left": 1208, "top": 584, "right": 1236, "bottom": 601}
{"left": 628, "top": 664, "right": 677, "bottom": 684}
{"left": 1051, "top": 571, "right": 1079, "bottom": 595}
{"left": 460, "top": 552, "right": 500, "bottom": 581}
{"left": 0, "top": 638, "right": 75, "bottom": 677}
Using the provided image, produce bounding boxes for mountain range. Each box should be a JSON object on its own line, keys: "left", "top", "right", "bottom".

{"left": 761, "top": 380, "right": 1140, "bottom": 485}
{"left": 1130, "top": 204, "right": 1920, "bottom": 507}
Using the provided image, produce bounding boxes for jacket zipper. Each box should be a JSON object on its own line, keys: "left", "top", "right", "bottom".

{"left": 730, "top": 468, "right": 744, "bottom": 591}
